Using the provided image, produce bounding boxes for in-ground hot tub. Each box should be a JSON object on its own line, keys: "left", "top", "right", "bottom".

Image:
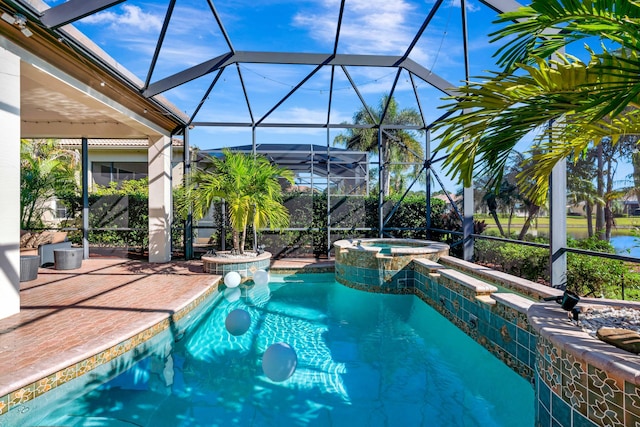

{"left": 334, "top": 238, "right": 449, "bottom": 292}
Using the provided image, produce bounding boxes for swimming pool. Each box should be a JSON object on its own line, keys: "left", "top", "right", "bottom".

{"left": 32, "top": 273, "right": 533, "bottom": 426}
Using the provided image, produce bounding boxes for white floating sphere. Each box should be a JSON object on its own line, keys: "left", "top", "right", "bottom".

{"left": 225, "top": 309, "right": 251, "bottom": 336}
{"left": 262, "top": 342, "right": 297, "bottom": 382}
{"left": 223, "top": 287, "right": 241, "bottom": 302}
{"left": 253, "top": 269, "right": 269, "bottom": 286}
{"left": 224, "top": 271, "right": 242, "bottom": 288}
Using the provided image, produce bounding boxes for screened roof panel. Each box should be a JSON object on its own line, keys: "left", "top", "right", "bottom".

{"left": 201, "top": 144, "right": 368, "bottom": 179}
{"left": 72, "top": 0, "right": 170, "bottom": 83}
{"left": 13, "top": 0, "right": 515, "bottom": 154}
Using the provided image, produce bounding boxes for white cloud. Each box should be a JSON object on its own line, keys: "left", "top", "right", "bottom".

{"left": 293, "top": 0, "right": 418, "bottom": 55}
{"left": 268, "top": 106, "right": 331, "bottom": 124}
{"left": 446, "top": 0, "right": 481, "bottom": 12}
{"left": 80, "top": 5, "right": 162, "bottom": 32}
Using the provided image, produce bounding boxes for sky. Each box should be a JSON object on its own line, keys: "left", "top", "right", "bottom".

{"left": 43, "top": 0, "right": 635, "bottom": 193}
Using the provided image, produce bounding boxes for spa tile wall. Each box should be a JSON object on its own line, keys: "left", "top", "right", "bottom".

{"left": 413, "top": 262, "right": 537, "bottom": 383}
{"left": 334, "top": 261, "right": 414, "bottom": 294}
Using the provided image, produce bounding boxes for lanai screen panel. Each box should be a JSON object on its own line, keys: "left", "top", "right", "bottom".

{"left": 202, "top": 144, "right": 368, "bottom": 191}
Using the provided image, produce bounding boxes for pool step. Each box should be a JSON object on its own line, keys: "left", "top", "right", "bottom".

{"left": 438, "top": 255, "right": 561, "bottom": 300}
{"left": 414, "top": 258, "right": 446, "bottom": 273}
{"left": 438, "top": 268, "right": 498, "bottom": 296}
{"left": 476, "top": 294, "right": 496, "bottom": 305}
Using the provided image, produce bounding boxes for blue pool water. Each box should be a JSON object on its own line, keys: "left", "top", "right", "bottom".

{"left": 36, "top": 273, "right": 533, "bottom": 426}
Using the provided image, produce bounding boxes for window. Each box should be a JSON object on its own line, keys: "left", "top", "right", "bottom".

{"left": 55, "top": 200, "right": 71, "bottom": 219}
{"left": 92, "top": 162, "right": 147, "bottom": 187}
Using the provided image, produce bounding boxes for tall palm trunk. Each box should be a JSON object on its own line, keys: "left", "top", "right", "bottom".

{"left": 232, "top": 230, "right": 240, "bottom": 255}
{"left": 240, "top": 229, "right": 246, "bottom": 255}
{"left": 595, "top": 144, "right": 605, "bottom": 240}
{"left": 633, "top": 151, "right": 640, "bottom": 200}
{"left": 490, "top": 210, "right": 505, "bottom": 237}
{"left": 585, "top": 201, "right": 593, "bottom": 238}
{"left": 605, "top": 155, "right": 615, "bottom": 241}
{"left": 518, "top": 204, "right": 540, "bottom": 240}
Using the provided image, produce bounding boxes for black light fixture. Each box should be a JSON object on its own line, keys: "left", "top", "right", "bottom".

{"left": 543, "top": 290, "right": 581, "bottom": 320}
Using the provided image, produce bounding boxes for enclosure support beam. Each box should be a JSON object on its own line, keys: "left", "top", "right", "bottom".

{"left": 550, "top": 158, "right": 567, "bottom": 288}
{"left": 184, "top": 127, "right": 193, "bottom": 260}
{"left": 426, "top": 130, "right": 432, "bottom": 240}
{"left": 148, "top": 135, "right": 173, "bottom": 262}
{"left": 82, "top": 137, "right": 89, "bottom": 260}
{"left": 41, "top": 0, "right": 125, "bottom": 28}
{"left": 378, "top": 127, "right": 384, "bottom": 237}
{"left": 326, "top": 130, "right": 332, "bottom": 258}
{"left": 463, "top": 186, "right": 474, "bottom": 261}
{"left": 0, "top": 47, "right": 21, "bottom": 320}
{"left": 461, "top": 0, "right": 474, "bottom": 261}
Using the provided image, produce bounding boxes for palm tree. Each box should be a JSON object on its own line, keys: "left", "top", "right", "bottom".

{"left": 177, "top": 149, "right": 294, "bottom": 254}
{"left": 432, "top": 0, "right": 640, "bottom": 204}
{"left": 567, "top": 153, "right": 601, "bottom": 238}
{"left": 20, "top": 139, "right": 79, "bottom": 229}
{"left": 334, "top": 95, "right": 424, "bottom": 197}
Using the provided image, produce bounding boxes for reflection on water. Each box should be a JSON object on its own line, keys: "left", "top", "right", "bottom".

{"left": 568, "top": 232, "right": 640, "bottom": 258}
{"left": 609, "top": 235, "right": 640, "bottom": 257}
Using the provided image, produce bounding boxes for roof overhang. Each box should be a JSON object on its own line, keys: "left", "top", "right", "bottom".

{"left": 1, "top": 0, "right": 188, "bottom": 139}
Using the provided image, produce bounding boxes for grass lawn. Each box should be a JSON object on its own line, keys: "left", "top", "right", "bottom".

{"left": 476, "top": 214, "right": 640, "bottom": 236}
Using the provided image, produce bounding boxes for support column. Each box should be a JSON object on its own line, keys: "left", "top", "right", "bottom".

{"left": 0, "top": 47, "right": 21, "bottom": 319}
{"left": 183, "top": 128, "right": 193, "bottom": 260}
{"left": 148, "top": 135, "right": 172, "bottom": 262}
{"left": 463, "top": 186, "right": 474, "bottom": 261}
{"left": 425, "top": 130, "right": 432, "bottom": 240}
{"left": 377, "top": 127, "right": 384, "bottom": 237}
{"left": 460, "top": 0, "right": 474, "bottom": 261}
{"left": 550, "top": 158, "right": 567, "bottom": 288}
{"left": 82, "top": 137, "right": 89, "bottom": 259}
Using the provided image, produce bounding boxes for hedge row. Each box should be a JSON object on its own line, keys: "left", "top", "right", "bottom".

{"left": 474, "top": 235, "right": 640, "bottom": 299}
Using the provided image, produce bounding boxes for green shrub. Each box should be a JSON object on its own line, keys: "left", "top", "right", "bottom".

{"left": 475, "top": 234, "right": 640, "bottom": 300}
{"left": 474, "top": 239, "right": 548, "bottom": 282}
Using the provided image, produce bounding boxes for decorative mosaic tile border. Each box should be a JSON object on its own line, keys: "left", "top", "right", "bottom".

{"left": 0, "top": 280, "right": 220, "bottom": 418}
{"left": 536, "top": 335, "right": 640, "bottom": 427}
{"left": 270, "top": 266, "right": 335, "bottom": 275}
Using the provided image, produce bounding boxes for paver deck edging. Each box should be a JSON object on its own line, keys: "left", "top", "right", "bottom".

{"left": 0, "top": 276, "right": 222, "bottom": 421}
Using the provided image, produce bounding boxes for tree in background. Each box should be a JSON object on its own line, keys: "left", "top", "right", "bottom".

{"left": 334, "top": 95, "right": 424, "bottom": 197}
{"left": 476, "top": 151, "right": 541, "bottom": 240}
{"left": 176, "top": 149, "right": 294, "bottom": 254}
{"left": 20, "top": 139, "right": 79, "bottom": 230}
{"left": 433, "top": 0, "right": 640, "bottom": 205}
{"left": 567, "top": 151, "right": 600, "bottom": 238}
